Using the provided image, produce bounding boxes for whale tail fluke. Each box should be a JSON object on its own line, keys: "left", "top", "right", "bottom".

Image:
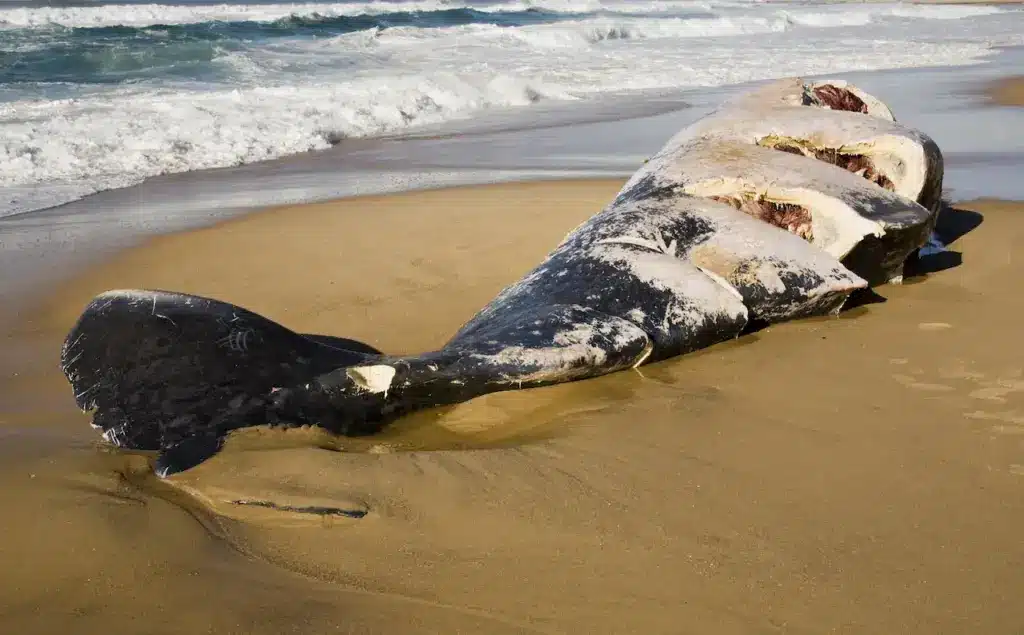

{"left": 60, "top": 289, "right": 382, "bottom": 474}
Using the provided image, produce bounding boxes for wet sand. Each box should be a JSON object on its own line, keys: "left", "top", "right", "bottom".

{"left": 989, "top": 75, "right": 1024, "bottom": 106}
{"left": 1, "top": 177, "right": 1022, "bottom": 634}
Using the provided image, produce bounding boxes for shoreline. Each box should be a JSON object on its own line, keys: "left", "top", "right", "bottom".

{"left": 3, "top": 46, "right": 1024, "bottom": 313}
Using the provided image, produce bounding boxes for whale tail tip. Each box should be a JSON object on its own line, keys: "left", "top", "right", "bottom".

{"left": 61, "top": 289, "right": 381, "bottom": 476}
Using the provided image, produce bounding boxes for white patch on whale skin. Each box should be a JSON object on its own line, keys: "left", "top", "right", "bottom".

{"left": 597, "top": 230, "right": 677, "bottom": 257}
{"left": 483, "top": 322, "right": 611, "bottom": 371}
{"left": 476, "top": 327, "right": 643, "bottom": 385}
{"left": 346, "top": 365, "right": 396, "bottom": 398}
{"left": 626, "top": 308, "right": 647, "bottom": 323}
{"left": 89, "top": 288, "right": 184, "bottom": 328}
{"left": 592, "top": 243, "right": 749, "bottom": 333}
{"left": 100, "top": 426, "right": 127, "bottom": 447}
{"left": 552, "top": 323, "right": 609, "bottom": 353}
{"left": 694, "top": 265, "right": 744, "bottom": 303}
{"left": 755, "top": 262, "right": 787, "bottom": 294}
{"left": 607, "top": 196, "right": 866, "bottom": 313}
{"left": 95, "top": 288, "right": 160, "bottom": 300}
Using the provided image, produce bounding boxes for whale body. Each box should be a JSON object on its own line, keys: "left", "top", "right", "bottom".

{"left": 60, "top": 78, "right": 945, "bottom": 476}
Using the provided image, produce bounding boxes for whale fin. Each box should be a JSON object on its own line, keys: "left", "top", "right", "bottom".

{"left": 60, "top": 289, "right": 382, "bottom": 469}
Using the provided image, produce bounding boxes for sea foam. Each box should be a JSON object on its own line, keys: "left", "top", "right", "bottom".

{"left": 0, "top": 0, "right": 1020, "bottom": 217}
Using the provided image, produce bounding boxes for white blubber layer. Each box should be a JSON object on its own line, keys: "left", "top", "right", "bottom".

{"left": 840, "top": 134, "right": 930, "bottom": 211}
{"left": 667, "top": 95, "right": 938, "bottom": 202}
{"left": 681, "top": 179, "right": 882, "bottom": 261}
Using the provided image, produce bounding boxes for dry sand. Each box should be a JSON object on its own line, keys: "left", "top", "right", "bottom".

{"left": 989, "top": 75, "right": 1024, "bottom": 107}
{"left": 1, "top": 180, "right": 1023, "bottom": 634}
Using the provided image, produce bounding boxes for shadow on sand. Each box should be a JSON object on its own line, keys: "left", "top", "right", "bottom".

{"left": 905, "top": 204, "right": 985, "bottom": 279}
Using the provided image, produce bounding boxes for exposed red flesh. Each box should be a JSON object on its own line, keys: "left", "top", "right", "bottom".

{"left": 810, "top": 84, "right": 869, "bottom": 114}
{"left": 709, "top": 195, "right": 813, "bottom": 241}
{"left": 768, "top": 142, "right": 895, "bottom": 191}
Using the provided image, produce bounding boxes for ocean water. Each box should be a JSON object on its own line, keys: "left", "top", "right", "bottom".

{"left": 1, "top": 0, "right": 1022, "bottom": 217}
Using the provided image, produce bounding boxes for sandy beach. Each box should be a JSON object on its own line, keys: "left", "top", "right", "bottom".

{"left": 3, "top": 163, "right": 1024, "bottom": 633}
{"left": 989, "top": 75, "right": 1024, "bottom": 106}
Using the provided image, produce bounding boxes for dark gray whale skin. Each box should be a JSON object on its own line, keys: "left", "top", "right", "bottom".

{"left": 60, "top": 78, "right": 941, "bottom": 477}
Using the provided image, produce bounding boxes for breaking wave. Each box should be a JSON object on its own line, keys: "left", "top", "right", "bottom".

{"left": 0, "top": 0, "right": 1019, "bottom": 216}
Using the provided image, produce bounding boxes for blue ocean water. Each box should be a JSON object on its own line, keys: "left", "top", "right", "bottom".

{"left": 1, "top": 0, "right": 1022, "bottom": 216}
{"left": 1, "top": 6, "right": 588, "bottom": 85}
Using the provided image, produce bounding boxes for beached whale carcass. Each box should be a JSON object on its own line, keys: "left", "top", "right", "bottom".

{"left": 60, "top": 78, "right": 945, "bottom": 476}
